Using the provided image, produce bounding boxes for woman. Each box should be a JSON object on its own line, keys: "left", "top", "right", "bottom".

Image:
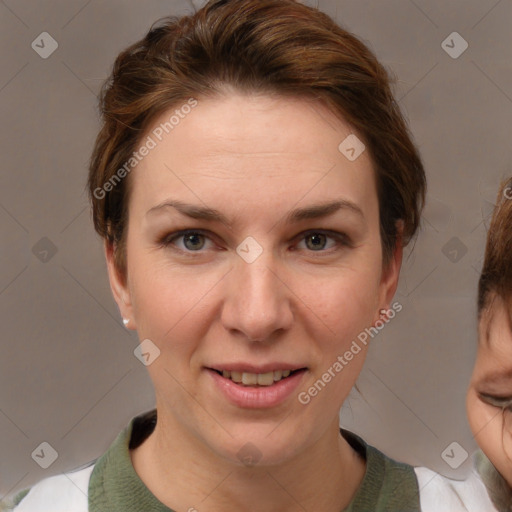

{"left": 465, "top": 178, "right": 512, "bottom": 511}
{"left": 1, "top": 0, "right": 490, "bottom": 510}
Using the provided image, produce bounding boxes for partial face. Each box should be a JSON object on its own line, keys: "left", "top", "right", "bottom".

{"left": 107, "top": 93, "right": 400, "bottom": 465}
{"left": 467, "top": 295, "right": 512, "bottom": 486}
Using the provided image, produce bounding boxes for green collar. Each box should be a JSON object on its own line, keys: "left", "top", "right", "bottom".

{"left": 89, "top": 410, "right": 419, "bottom": 512}
{"left": 89, "top": 411, "right": 168, "bottom": 511}
{"left": 342, "top": 428, "right": 419, "bottom": 511}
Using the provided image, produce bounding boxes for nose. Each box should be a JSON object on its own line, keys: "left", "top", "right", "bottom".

{"left": 220, "top": 252, "right": 294, "bottom": 343}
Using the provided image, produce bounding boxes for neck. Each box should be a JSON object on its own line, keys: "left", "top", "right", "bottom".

{"left": 130, "top": 409, "right": 366, "bottom": 512}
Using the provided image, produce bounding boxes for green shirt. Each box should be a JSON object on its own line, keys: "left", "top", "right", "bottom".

{"left": 89, "top": 409, "right": 420, "bottom": 512}
{"left": 5, "top": 409, "right": 420, "bottom": 511}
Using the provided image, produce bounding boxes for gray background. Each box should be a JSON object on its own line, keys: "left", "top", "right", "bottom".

{"left": 1, "top": 0, "right": 511, "bottom": 500}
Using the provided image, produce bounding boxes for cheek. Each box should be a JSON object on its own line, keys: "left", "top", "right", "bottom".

{"left": 468, "top": 393, "right": 507, "bottom": 463}
{"left": 324, "top": 286, "right": 376, "bottom": 337}
{"left": 129, "top": 267, "right": 225, "bottom": 401}
{"left": 293, "top": 266, "right": 382, "bottom": 362}
{"left": 323, "top": 265, "right": 381, "bottom": 327}
{"left": 295, "top": 278, "right": 374, "bottom": 413}
{"left": 129, "top": 259, "right": 224, "bottom": 353}
{"left": 467, "top": 392, "right": 495, "bottom": 438}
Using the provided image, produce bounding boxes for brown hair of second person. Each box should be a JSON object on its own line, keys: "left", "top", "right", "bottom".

{"left": 477, "top": 178, "right": 512, "bottom": 319}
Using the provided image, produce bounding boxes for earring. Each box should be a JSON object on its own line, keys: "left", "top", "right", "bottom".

{"left": 379, "top": 308, "right": 388, "bottom": 319}
{"left": 122, "top": 318, "right": 130, "bottom": 327}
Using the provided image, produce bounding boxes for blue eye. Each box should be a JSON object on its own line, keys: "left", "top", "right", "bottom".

{"left": 298, "top": 232, "right": 339, "bottom": 251}
{"left": 158, "top": 229, "right": 351, "bottom": 255}
{"left": 160, "top": 230, "right": 213, "bottom": 252}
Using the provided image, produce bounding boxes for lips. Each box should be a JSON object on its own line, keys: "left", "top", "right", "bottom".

{"left": 207, "top": 366, "right": 307, "bottom": 408}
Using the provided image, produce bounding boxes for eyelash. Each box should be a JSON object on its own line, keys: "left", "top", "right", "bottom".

{"left": 157, "top": 229, "right": 352, "bottom": 256}
{"left": 479, "top": 392, "right": 512, "bottom": 411}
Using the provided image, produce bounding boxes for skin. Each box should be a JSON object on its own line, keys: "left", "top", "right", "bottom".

{"left": 105, "top": 92, "right": 403, "bottom": 512}
{"left": 467, "top": 293, "right": 512, "bottom": 487}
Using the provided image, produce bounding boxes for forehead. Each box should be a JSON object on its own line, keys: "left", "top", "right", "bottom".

{"left": 475, "top": 299, "right": 512, "bottom": 392}
{"left": 479, "top": 299, "right": 512, "bottom": 356}
{"left": 130, "top": 93, "right": 378, "bottom": 220}
{"left": 152, "top": 93, "right": 354, "bottom": 154}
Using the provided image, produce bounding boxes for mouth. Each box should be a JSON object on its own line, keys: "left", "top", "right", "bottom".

{"left": 208, "top": 368, "right": 307, "bottom": 387}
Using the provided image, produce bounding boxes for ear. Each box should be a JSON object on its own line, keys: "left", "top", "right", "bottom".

{"left": 373, "top": 220, "right": 404, "bottom": 323}
{"left": 104, "top": 240, "right": 136, "bottom": 330}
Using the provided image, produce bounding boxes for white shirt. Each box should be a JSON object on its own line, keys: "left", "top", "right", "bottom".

{"left": 5, "top": 464, "right": 499, "bottom": 512}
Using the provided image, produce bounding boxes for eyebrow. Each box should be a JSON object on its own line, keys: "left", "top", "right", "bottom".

{"left": 146, "top": 198, "right": 365, "bottom": 226}
{"left": 482, "top": 300, "right": 512, "bottom": 349}
{"left": 479, "top": 369, "right": 512, "bottom": 388}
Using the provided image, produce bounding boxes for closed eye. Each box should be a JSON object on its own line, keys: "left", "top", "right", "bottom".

{"left": 478, "top": 392, "right": 512, "bottom": 410}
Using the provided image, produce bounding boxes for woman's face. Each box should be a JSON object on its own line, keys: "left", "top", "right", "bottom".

{"left": 467, "top": 295, "right": 512, "bottom": 486}
{"left": 107, "top": 93, "right": 401, "bottom": 464}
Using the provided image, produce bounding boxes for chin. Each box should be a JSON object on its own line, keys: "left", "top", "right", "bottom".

{"left": 211, "top": 431, "right": 301, "bottom": 468}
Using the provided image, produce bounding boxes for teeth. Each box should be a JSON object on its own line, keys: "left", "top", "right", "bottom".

{"left": 218, "top": 369, "right": 297, "bottom": 386}
{"left": 231, "top": 371, "right": 243, "bottom": 383}
{"left": 257, "top": 372, "right": 274, "bottom": 386}
{"left": 242, "top": 373, "right": 258, "bottom": 385}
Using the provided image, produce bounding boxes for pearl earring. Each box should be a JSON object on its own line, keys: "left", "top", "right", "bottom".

{"left": 122, "top": 318, "right": 130, "bottom": 327}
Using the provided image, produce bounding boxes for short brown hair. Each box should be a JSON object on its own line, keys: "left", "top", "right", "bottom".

{"left": 87, "top": 0, "right": 426, "bottom": 279}
{"left": 478, "top": 178, "right": 512, "bottom": 317}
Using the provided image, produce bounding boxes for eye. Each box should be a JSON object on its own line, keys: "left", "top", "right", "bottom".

{"left": 295, "top": 230, "right": 352, "bottom": 253}
{"left": 478, "top": 392, "right": 512, "bottom": 411}
{"left": 157, "top": 229, "right": 352, "bottom": 255}
{"left": 158, "top": 230, "right": 215, "bottom": 252}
